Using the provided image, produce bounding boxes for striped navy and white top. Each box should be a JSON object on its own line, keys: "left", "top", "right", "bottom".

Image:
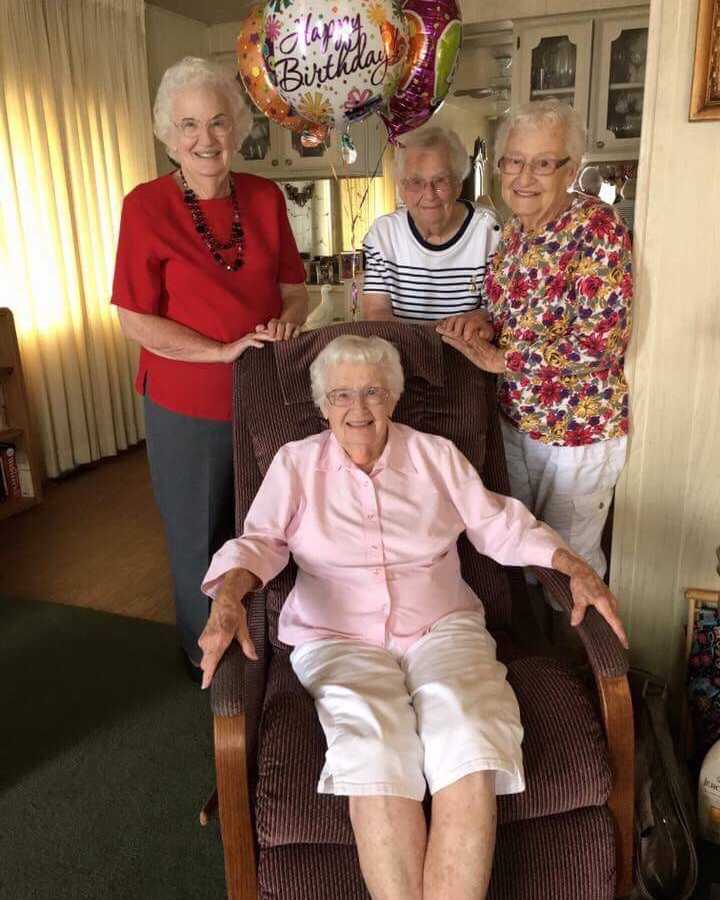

{"left": 362, "top": 201, "right": 501, "bottom": 321}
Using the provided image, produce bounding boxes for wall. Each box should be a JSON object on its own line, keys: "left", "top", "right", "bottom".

{"left": 610, "top": 0, "right": 720, "bottom": 683}
{"left": 145, "top": 4, "right": 209, "bottom": 174}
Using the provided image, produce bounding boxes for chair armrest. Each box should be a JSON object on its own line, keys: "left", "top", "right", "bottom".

{"left": 530, "top": 566, "right": 629, "bottom": 679}
{"left": 532, "top": 565, "right": 634, "bottom": 895}
{"left": 210, "top": 642, "right": 246, "bottom": 717}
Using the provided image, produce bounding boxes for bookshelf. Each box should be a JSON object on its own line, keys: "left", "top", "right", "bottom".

{"left": 0, "top": 308, "right": 42, "bottom": 519}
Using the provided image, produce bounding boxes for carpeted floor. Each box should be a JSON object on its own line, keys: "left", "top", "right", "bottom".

{"left": 0, "top": 597, "right": 227, "bottom": 900}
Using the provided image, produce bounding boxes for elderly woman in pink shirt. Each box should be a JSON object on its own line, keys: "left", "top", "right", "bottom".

{"left": 199, "top": 334, "right": 627, "bottom": 900}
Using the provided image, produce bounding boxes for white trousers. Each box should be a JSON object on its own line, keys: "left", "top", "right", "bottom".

{"left": 500, "top": 418, "right": 627, "bottom": 578}
{"left": 290, "top": 610, "right": 525, "bottom": 802}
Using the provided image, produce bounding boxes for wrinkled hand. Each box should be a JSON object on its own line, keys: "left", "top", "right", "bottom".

{"left": 198, "top": 568, "right": 259, "bottom": 690}
{"left": 256, "top": 319, "right": 302, "bottom": 341}
{"left": 436, "top": 310, "right": 494, "bottom": 342}
{"left": 441, "top": 332, "right": 506, "bottom": 374}
{"left": 218, "top": 330, "right": 277, "bottom": 363}
{"left": 552, "top": 549, "right": 629, "bottom": 648}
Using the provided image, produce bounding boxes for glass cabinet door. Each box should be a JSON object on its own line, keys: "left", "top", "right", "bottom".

{"left": 531, "top": 36, "right": 577, "bottom": 101}
{"left": 590, "top": 15, "right": 649, "bottom": 156}
{"left": 513, "top": 20, "right": 594, "bottom": 126}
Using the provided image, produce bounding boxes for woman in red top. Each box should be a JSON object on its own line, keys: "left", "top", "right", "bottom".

{"left": 112, "top": 56, "right": 307, "bottom": 680}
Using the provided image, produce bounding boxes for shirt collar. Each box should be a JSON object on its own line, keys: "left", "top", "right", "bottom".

{"left": 318, "top": 422, "right": 417, "bottom": 475}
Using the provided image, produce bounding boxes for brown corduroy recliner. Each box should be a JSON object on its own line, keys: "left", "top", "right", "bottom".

{"left": 208, "top": 322, "right": 634, "bottom": 900}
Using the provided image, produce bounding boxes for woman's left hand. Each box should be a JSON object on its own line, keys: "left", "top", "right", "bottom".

{"left": 256, "top": 319, "right": 302, "bottom": 341}
{"left": 436, "top": 310, "right": 494, "bottom": 342}
{"left": 441, "top": 333, "right": 506, "bottom": 374}
{"left": 552, "top": 548, "right": 629, "bottom": 649}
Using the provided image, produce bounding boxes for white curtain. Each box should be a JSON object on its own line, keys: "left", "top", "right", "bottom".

{"left": 0, "top": 0, "right": 157, "bottom": 476}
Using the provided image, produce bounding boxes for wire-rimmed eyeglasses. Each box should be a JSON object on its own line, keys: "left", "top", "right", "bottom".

{"left": 325, "top": 386, "right": 390, "bottom": 407}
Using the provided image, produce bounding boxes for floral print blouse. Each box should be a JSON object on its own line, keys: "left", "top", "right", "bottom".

{"left": 484, "top": 195, "right": 632, "bottom": 447}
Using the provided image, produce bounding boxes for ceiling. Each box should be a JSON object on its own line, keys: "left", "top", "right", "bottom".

{"left": 147, "top": 0, "right": 252, "bottom": 25}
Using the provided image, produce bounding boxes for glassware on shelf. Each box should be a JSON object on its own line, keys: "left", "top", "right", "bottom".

{"left": 530, "top": 36, "right": 577, "bottom": 95}
{"left": 607, "top": 87, "right": 644, "bottom": 138}
{"left": 609, "top": 27, "right": 648, "bottom": 87}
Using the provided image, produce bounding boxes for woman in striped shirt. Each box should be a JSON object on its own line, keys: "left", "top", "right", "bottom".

{"left": 363, "top": 127, "right": 500, "bottom": 342}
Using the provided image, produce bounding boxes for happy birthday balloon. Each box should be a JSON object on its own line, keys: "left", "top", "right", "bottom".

{"left": 380, "top": 0, "right": 462, "bottom": 143}
{"left": 236, "top": 4, "right": 331, "bottom": 148}
{"left": 262, "top": 0, "right": 409, "bottom": 129}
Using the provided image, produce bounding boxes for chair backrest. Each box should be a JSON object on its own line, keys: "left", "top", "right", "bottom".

{"left": 233, "top": 322, "right": 519, "bottom": 645}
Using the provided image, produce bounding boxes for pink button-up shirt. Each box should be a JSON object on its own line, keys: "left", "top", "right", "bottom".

{"left": 202, "top": 422, "right": 564, "bottom": 650}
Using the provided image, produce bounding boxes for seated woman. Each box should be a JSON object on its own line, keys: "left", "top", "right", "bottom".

{"left": 199, "top": 335, "right": 628, "bottom": 900}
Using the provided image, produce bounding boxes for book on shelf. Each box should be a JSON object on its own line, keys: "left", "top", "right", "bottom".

{"left": 0, "top": 382, "right": 7, "bottom": 432}
{"left": 0, "top": 442, "right": 23, "bottom": 499}
{"left": 15, "top": 449, "right": 35, "bottom": 498}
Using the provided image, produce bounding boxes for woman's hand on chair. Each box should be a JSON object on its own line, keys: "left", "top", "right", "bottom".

{"left": 217, "top": 330, "right": 278, "bottom": 363}
{"left": 551, "top": 548, "right": 629, "bottom": 649}
{"left": 436, "top": 310, "right": 494, "bottom": 342}
{"left": 255, "top": 319, "right": 302, "bottom": 341}
{"left": 441, "top": 332, "right": 507, "bottom": 374}
{"left": 198, "top": 568, "right": 260, "bottom": 689}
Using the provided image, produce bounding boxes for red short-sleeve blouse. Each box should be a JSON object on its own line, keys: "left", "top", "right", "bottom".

{"left": 111, "top": 171, "right": 305, "bottom": 421}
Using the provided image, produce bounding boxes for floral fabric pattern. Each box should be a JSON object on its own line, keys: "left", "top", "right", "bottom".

{"left": 485, "top": 195, "right": 632, "bottom": 446}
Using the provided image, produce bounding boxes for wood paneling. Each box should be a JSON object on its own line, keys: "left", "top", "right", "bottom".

{"left": 611, "top": 0, "right": 720, "bottom": 684}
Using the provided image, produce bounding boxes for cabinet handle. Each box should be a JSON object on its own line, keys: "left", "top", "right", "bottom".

{"left": 271, "top": 159, "right": 279, "bottom": 166}
{"left": 285, "top": 158, "right": 292, "bottom": 165}
{"left": 595, "top": 140, "right": 605, "bottom": 149}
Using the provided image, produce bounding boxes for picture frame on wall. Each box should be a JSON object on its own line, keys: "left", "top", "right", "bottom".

{"left": 690, "top": 0, "right": 720, "bottom": 120}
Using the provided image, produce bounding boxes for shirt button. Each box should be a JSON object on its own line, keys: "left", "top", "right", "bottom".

{"left": 368, "top": 513, "right": 375, "bottom": 520}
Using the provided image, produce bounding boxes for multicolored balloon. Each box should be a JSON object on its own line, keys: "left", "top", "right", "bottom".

{"left": 237, "top": 6, "right": 306, "bottom": 130}
{"left": 262, "top": 0, "right": 409, "bottom": 129}
{"left": 236, "top": 5, "right": 330, "bottom": 145}
{"left": 380, "top": 0, "right": 462, "bottom": 143}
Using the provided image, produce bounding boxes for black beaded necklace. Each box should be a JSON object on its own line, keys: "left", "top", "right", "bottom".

{"left": 179, "top": 169, "right": 244, "bottom": 271}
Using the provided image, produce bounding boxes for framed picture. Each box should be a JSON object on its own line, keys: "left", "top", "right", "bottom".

{"left": 338, "top": 251, "right": 364, "bottom": 281}
{"left": 240, "top": 113, "right": 271, "bottom": 161}
{"left": 690, "top": 0, "right": 720, "bottom": 120}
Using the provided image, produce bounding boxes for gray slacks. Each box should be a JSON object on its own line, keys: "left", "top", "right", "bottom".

{"left": 144, "top": 396, "right": 235, "bottom": 664}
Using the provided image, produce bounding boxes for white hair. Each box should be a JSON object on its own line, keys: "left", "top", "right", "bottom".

{"left": 495, "top": 99, "right": 586, "bottom": 166}
{"left": 395, "top": 126, "right": 471, "bottom": 183}
{"left": 309, "top": 335, "right": 405, "bottom": 410}
{"left": 153, "top": 56, "right": 252, "bottom": 156}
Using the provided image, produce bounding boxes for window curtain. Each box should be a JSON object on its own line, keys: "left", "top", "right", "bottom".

{"left": 0, "top": 0, "right": 156, "bottom": 476}
{"left": 339, "top": 134, "right": 397, "bottom": 253}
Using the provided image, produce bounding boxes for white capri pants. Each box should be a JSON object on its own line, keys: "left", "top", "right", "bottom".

{"left": 289, "top": 610, "right": 525, "bottom": 802}
{"left": 500, "top": 418, "right": 627, "bottom": 579}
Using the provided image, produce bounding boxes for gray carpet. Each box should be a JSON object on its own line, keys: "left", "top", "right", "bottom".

{"left": 0, "top": 597, "right": 227, "bottom": 899}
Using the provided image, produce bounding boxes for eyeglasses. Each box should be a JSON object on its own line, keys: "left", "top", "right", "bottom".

{"left": 498, "top": 155, "right": 570, "bottom": 176}
{"left": 173, "top": 115, "right": 232, "bottom": 140}
{"left": 401, "top": 174, "right": 456, "bottom": 195}
{"left": 325, "top": 386, "right": 390, "bottom": 407}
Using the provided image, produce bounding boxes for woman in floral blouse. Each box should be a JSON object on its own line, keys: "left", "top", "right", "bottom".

{"left": 440, "top": 100, "right": 632, "bottom": 579}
